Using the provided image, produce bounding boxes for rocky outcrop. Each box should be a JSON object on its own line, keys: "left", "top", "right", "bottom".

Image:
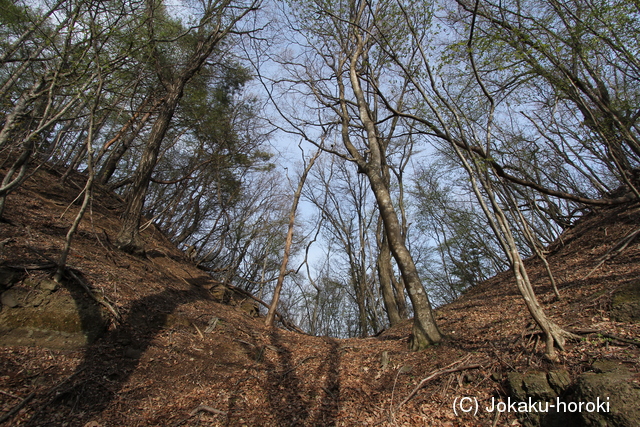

{"left": 611, "top": 281, "right": 640, "bottom": 323}
{"left": 506, "top": 363, "right": 640, "bottom": 427}
{"left": 0, "top": 266, "right": 24, "bottom": 294}
{"left": 507, "top": 369, "right": 579, "bottom": 427}
{"left": 576, "top": 361, "right": 640, "bottom": 427}
{"left": 0, "top": 276, "right": 108, "bottom": 349}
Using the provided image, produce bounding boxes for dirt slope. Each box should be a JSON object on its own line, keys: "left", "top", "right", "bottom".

{"left": 0, "top": 164, "right": 638, "bottom": 426}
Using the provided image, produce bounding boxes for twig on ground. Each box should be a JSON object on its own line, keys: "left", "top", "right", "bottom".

{"left": 88, "top": 215, "right": 119, "bottom": 267}
{"left": 0, "top": 389, "right": 21, "bottom": 399}
{"left": 397, "top": 355, "right": 488, "bottom": 410}
{"left": 65, "top": 268, "right": 121, "bottom": 321}
{"left": 192, "top": 322, "right": 204, "bottom": 339}
{"left": 189, "top": 405, "right": 227, "bottom": 417}
{"left": 26, "top": 245, "right": 58, "bottom": 265}
{"left": 584, "top": 226, "right": 640, "bottom": 278}
{"left": 4, "top": 263, "right": 56, "bottom": 270}
{"left": 0, "top": 392, "right": 34, "bottom": 423}
{"left": 26, "top": 368, "right": 86, "bottom": 423}
{"left": 491, "top": 406, "right": 501, "bottom": 427}
{"left": 172, "top": 405, "right": 228, "bottom": 426}
{"left": 321, "top": 386, "right": 336, "bottom": 400}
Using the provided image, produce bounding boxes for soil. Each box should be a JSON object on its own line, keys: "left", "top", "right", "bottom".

{"left": 0, "top": 164, "right": 638, "bottom": 426}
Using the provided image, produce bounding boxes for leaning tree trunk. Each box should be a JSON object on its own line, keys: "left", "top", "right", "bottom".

{"left": 115, "top": 90, "right": 180, "bottom": 254}
{"left": 265, "top": 147, "right": 321, "bottom": 327}
{"left": 114, "top": 0, "right": 257, "bottom": 254}
{"left": 488, "top": 180, "right": 568, "bottom": 359}
{"left": 367, "top": 169, "right": 442, "bottom": 349}
{"left": 341, "top": 33, "right": 441, "bottom": 350}
{"left": 377, "top": 230, "right": 402, "bottom": 326}
{"left": 453, "top": 140, "right": 569, "bottom": 360}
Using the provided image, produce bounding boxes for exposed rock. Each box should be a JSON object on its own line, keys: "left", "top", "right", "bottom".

{"left": 30, "top": 293, "right": 47, "bottom": 307}
{"left": 592, "top": 360, "right": 623, "bottom": 374}
{"left": 240, "top": 300, "right": 259, "bottom": 317}
{"left": 575, "top": 362, "right": 640, "bottom": 427}
{"left": 524, "top": 371, "right": 557, "bottom": 400}
{"left": 507, "top": 371, "right": 528, "bottom": 401}
{"left": 0, "top": 280, "right": 108, "bottom": 349}
{"left": 507, "top": 370, "right": 568, "bottom": 427}
{"left": 23, "top": 277, "right": 38, "bottom": 288}
{"left": 548, "top": 369, "right": 572, "bottom": 395}
{"left": 209, "top": 284, "right": 229, "bottom": 302}
{"left": 39, "top": 279, "right": 58, "bottom": 293}
{"left": 507, "top": 364, "right": 640, "bottom": 427}
{"left": 611, "top": 281, "right": 640, "bottom": 322}
{"left": 1, "top": 289, "right": 21, "bottom": 308}
{"left": 507, "top": 371, "right": 556, "bottom": 401}
{"left": 0, "top": 267, "right": 22, "bottom": 292}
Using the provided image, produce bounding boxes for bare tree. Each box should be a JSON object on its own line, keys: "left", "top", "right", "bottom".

{"left": 377, "top": 0, "right": 574, "bottom": 358}
{"left": 304, "top": 155, "right": 383, "bottom": 336}
{"left": 265, "top": 145, "right": 321, "bottom": 326}
{"left": 274, "top": 0, "right": 442, "bottom": 348}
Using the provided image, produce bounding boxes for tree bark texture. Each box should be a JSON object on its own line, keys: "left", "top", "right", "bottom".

{"left": 377, "top": 230, "right": 402, "bottom": 326}
{"left": 116, "top": 89, "right": 181, "bottom": 254}
{"left": 341, "top": 28, "right": 441, "bottom": 349}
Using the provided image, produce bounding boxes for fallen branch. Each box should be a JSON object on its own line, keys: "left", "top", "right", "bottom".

{"left": 0, "top": 392, "right": 34, "bottom": 423}
{"left": 189, "top": 405, "right": 227, "bottom": 417}
{"left": 26, "top": 245, "right": 58, "bottom": 265}
{"left": 321, "top": 386, "right": 337, "bottom": 400}
{"left": 223, "top": 283, "right": 306, "bottom": 334}
{"left": 584, "top": 226, "right": 640, "bottom": 278}
{"left": 192, "top": 322, "right": 204, "bottom": 339}
{"left": 28, "top": 367, "right": 86, "bottom": 421}
{"left": 4, "top": 263, "right": 56, "bottom": 270}
{"left": 65, "top": 268, "right": 121, "bottom": 322}
{"left": 19, "top": 246, "right": 121, "bottom": 321}
{"left": 0, "top": 389, "right": 21, "bottom": 399}
{"left": 173, "top": 405, "right": 228, "bottom": 426}
{"left": 397, "top": 355, "right": 488, "bottom": 409}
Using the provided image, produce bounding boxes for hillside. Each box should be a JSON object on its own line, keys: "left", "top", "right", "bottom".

{"left": 0, "top": 164, "right": 639, "bottom": 426}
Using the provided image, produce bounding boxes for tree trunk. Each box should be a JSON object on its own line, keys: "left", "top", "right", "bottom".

{"left": 377, "top": 230, "right": 402, "bottom": 326}
{"left": 343, "top": 32, "right": 442, "bottom": 349}
{"left": 116, "top": 90, "right": 180, "bottom": 254}
{"left": 97, "top": 98, "right": 158, "bottom": 185}
{"left": 367, "top": 170, "right": 442, "bottom": 349}
{"left": 355, "top": 273, "right": 368, "bottom": 337}
{"left": 0, "top": 138, "right": 35, "bottom": 217}
{"left": 392, "top": 274, "right": 408, "bottom": 319}
{"left": 266, "top": 148, "right": 320, "bottom": 327}
{"left": 96, "top": 133, "right": 132, "bottom": 185}
{"left": 453, "top": 140, "right": 568, "bottom": 359}
{"left": 114, "top": 0, "right": 258, "bottom": 254}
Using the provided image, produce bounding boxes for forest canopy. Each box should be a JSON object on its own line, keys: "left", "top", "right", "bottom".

{"left": 1, "top": 0, "right": 638, "bottom": 357}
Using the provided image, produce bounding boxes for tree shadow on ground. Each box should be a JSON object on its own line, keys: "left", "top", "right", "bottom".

{"left": 24, "top": 279, "right": 211, "bottom": 426}
{"left": 249, "top": 330, "right": 341, "bottom": 426}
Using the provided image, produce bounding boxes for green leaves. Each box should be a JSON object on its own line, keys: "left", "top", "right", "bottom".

{"left": 0, "top": 0, "right": 28, "bottom": 27}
